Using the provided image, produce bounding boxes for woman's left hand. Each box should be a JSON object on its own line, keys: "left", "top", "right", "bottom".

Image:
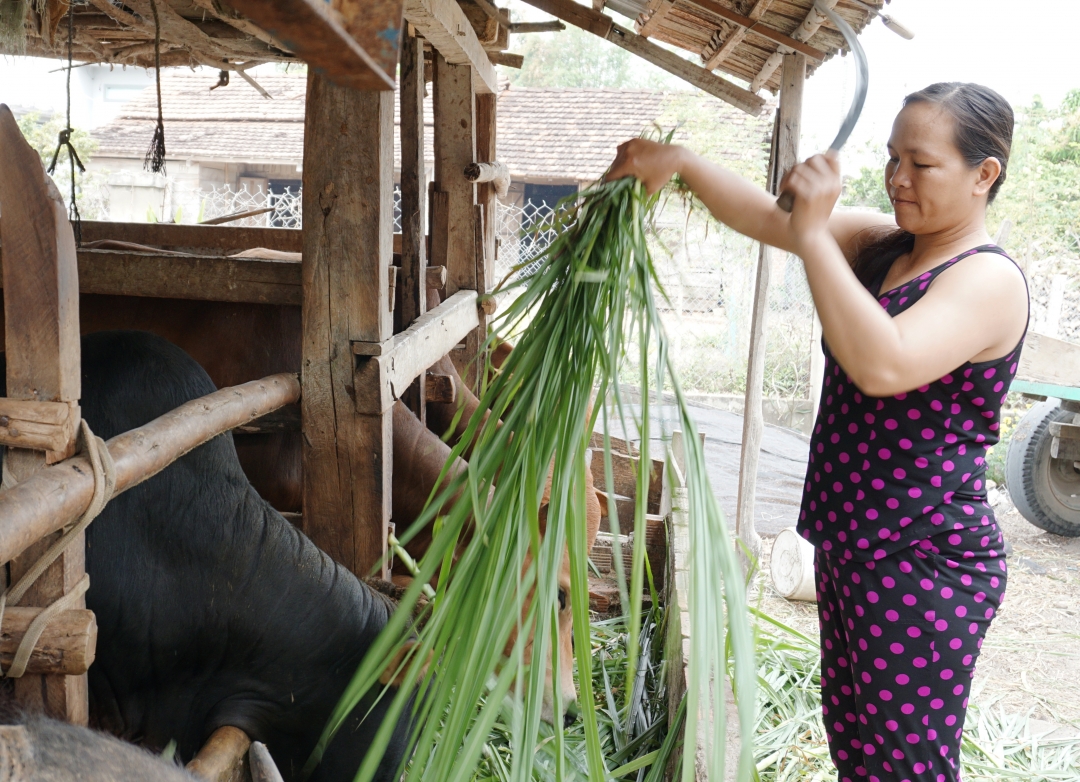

{"left": 778, "top": 151, "right": 842, "bottom": 251}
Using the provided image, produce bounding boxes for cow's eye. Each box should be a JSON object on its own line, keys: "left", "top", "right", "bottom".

{"left": 557, "top": 589, "right": 567, "bottom": 612}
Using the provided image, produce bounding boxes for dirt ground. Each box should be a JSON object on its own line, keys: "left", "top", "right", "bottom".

{"left": 753, "top": 498, "right": 1080, "bottom": 727}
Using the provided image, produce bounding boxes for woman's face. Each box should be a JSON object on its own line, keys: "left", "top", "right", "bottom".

{"left": 884, "top": 101, "right": 999, "bottom": 236}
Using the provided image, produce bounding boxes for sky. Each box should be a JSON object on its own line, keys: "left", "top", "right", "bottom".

{"left": 1, "top": 0, "right": 1077, "bottom": 172}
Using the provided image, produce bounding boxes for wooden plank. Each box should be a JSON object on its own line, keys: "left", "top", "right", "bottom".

{"left": 404, "top": 0, "right": 498, "bottom": 94}
{"left": 636, "top": 0, "right": 675, "bottom": 38}
{"left": 520, "top": 0, "right": 764, "bottom": 114}
{"left": 223, "top": 0, "right": 398, "bottom": 90}
{"left": 1017, "top": 332, "right": 1080, "bottom": 388}
{"left": 1009, "top": 379, "right": 1080, "bottom": 403}
{"left": 702, "top": 0, "right": 771, "bottom": 70}
{"left": 687, "top": 0, "right": 825, "bottom": 60}
{"left": 75, "top": 249, "right": 300, "bottom": 305}
{"left": 400, "top": 29, "right": 428, "bottom": 421}
{"left": 301, "top": 74, "right": 394, "bottom": 579}
{"left": 0, "top": 103, "right": 85, "bottom": 723}
{"left": 0, "top": 373, "right": 300, "bottom": 569}
{"left": 735, "top": 52, "right": 804, "bottom": 569}
{"left": 353, "top": 291, "right": 479, "bottom": 414}
{"left": 79, "top": 221, "right": 302, "bottom": 255}
{"left": 432, "top": 53, "right": 482, "bottom": 386}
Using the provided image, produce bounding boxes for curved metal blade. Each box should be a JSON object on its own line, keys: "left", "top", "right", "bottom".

{"left": 815, "top": 1, "right": 869, "bottom": 152}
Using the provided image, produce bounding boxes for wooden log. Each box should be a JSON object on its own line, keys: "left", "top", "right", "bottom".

{"left": 232, "top": 403, "right": 301, "bottom": 434}
{"left": 404, "top": 0, "right": 498, "bottom": 93}
{"left": 400, "top": 29, "right": 428, "bottom": 421}
{"left": 0, "top": 373, "right": 301, "bottom": 569}
{"left": 248, "top": 741, "right": 285, "bottom": 782}
{"left": 199, "top": 206, "right": 276, "bottom": 226}
{"left": 736, "top": 52, "right": 804, "bottom": 570}
{"left": 0, "top": 607, "right": 96, "bottom": 676}
{"left": 186, "top": 726, "right": 251, "bottom": 782}
{"left": 223, "top": 0, "right": 398, "bottom": 91}
{"left": 470, "top": 0, "right": 511, "bottom": 26}
{"left": 301, "top": 74, "right": 394, "bottom": 579}
{"left": 475, "top": 90, "right": 498, "bottom": 369}
{"left": 519, "top": 0, "right": 764, "bottom": 115}
{"left": 78, "top": 221, "right": 302, "bottom": 255}
{"left": 464, "top": 160, "right": 509, "bottom": 197}
{"left": 489, "top": 51, "right": 524, "bottom": 68}
{"left": 0, "top": 103, "right": 86, "bottom": 722}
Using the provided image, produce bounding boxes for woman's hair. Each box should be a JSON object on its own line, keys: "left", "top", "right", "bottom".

{"left": 850, "top": 83, "right": 1015, "bottom": 288}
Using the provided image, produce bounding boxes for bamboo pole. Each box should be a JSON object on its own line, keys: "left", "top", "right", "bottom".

{"left": 0, "top": 374, "right": 300, "bottom": 568}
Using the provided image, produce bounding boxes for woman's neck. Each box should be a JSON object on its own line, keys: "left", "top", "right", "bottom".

{"left": 908, "top": 216, "right": 993, "bottom": 267}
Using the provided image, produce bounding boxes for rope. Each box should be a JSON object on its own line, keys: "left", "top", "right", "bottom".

{"left": 143, "top": 0, "right": 167, "bottom": 175}
{"left": 46, "top": 1, "right": 84, "bottom": 245}
{"left": 0, "top": 419, "right": 115, "bottom": 678}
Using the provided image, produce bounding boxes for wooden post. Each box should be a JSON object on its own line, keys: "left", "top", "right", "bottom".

{"left": 734, "top": 52, "right": 805, "bottom": 570}
{"left": 0, "top": 105, "right": 86, "bottom": 723}
{"left": 475, "top": 90, "right": 497, "bottom": 336}
{"left": 431, "top": 53, "right": 480, "bottom": 386}
{"left": 300, "top": 75, "right": 394, "bottom": 579}
{"left": 399, "top": 29, "right": 428, "bottom": 420}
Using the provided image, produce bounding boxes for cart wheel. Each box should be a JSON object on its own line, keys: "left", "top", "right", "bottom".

{"left": 1006, "top": 399, "right": 1080, "bottom": 537}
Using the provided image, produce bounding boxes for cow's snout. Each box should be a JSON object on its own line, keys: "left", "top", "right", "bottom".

{"left": 563, "top": 701, "right": 580, "bottom": 729}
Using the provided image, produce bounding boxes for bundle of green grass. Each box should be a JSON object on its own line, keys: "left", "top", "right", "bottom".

{"left": 308, "top": 174, "right": 755, "bottom": 781}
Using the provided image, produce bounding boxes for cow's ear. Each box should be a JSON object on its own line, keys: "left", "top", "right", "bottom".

{"left": 378, "top": 641, "right": 429, "bottom": 689}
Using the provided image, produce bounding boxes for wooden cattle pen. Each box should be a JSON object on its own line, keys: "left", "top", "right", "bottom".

{"left": 0, "top": 0, "right": 883, "bottom": 777}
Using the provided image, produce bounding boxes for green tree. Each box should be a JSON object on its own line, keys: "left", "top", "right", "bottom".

{"left": 16, "top": 112, "right": 107, "bottom": 219}
{"left": 839, "top": 163, "right": 893, "bottom": 214}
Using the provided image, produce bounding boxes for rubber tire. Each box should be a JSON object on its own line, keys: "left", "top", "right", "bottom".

{"left": 1006, "top": 399, "right": 1080, "bottom": 537}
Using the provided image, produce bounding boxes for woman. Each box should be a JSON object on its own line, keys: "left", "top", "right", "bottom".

{"left": 608, "top": 82, "right": 1025, "bottom": 782}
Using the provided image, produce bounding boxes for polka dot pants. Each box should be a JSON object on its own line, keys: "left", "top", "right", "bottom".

{"left": 815, "top": 523, "right": 1007, "bottom": 782}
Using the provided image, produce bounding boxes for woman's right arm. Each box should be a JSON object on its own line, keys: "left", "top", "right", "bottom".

{"left": 606, "top": 139, "right": 896, "bottom": 260}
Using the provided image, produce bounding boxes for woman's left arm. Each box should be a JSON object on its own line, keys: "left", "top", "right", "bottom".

{"left": 788, "top": 156, "right": 1027, "bottom": 397}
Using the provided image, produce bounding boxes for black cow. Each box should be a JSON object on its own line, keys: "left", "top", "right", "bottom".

{"left": 1, "top": 331, "right": 412, "bottom": 782}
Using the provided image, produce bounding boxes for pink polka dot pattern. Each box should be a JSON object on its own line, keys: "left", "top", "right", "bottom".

{"left": 817, "top": 525, "right": 1007, "bottom": 782}
{"left": 798, "top": 245, "right": 1027, "bottom": 563}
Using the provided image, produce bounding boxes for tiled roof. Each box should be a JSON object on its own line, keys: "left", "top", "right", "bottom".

{"left": 92, "top": 72, "right": 770, "bottom": 180}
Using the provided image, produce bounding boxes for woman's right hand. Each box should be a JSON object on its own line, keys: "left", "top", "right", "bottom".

{"left": 604, "top": 139, "right": 688, "bottom": 195}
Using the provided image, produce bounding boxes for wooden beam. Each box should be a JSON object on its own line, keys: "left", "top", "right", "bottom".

{"left": 489, "top": 51, "right": 524, "bottom": 68}
{"left": 636, "top": 0, "right": 675, "bottom": 39}
{"left": 509, "top": 21, "right": 565, "bottom": 33}
{"left": 352, "top": 290, "right": 480, "bottom": 412}
{"left": 0, "top": 103, "right": 86, "bottom": 724}
{"left": 688, "top": 0, "right": 825, "bottom": 60}
{"left": 301, "top": 74, "right": 394, "bottom": 580}
{"left": 432, "top": 53, "right": 484, "bottom": 385}
{"left": 751, "top": 0, "right": 837, "bottom": 93}
{"left": 471, "top": 0, "right": 512, "bottom": 27}
{"left": 400, "top": 30, "right": 428, "bottom": 421}
{"left": 79, "top": 221, "right": 302, "bottom": 255}
{"left": 0, "top": 607, "right": 97, "bottom": 676}
{"left": 735, "top": 52, "right": 804, "bottom": 569}
{"left": 224, "top": 0, "right": 400, "bottom": 90}
{"left": 521, "top": 0, "right": 765, "bottom": 115}
{"left": 76, "top": 250, "right": 300, "bottom": 305}
{"left": 476, "top": 89, "right": 498, "bottom": 333}
{"left": 404, "top": 0, "right": 498, "bottom": 94}
{"left": 0, "top": 373, "right": 300, "bottom": 568}
{"left": 702, "top": 0, "right": 771, "bottom": 71}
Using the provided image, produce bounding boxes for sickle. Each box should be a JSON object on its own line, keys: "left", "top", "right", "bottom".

{"left": 777, "top": 0, "right": 868, "bottom": 212}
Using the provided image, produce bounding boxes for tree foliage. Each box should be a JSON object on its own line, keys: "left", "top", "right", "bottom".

{"left": 15, "top": 111, "right": 106, "bottom": 219}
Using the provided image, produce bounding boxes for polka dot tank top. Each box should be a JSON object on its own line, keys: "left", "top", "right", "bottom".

{"left": 798, "top": 244, "right": 1028, "bottom": 562}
